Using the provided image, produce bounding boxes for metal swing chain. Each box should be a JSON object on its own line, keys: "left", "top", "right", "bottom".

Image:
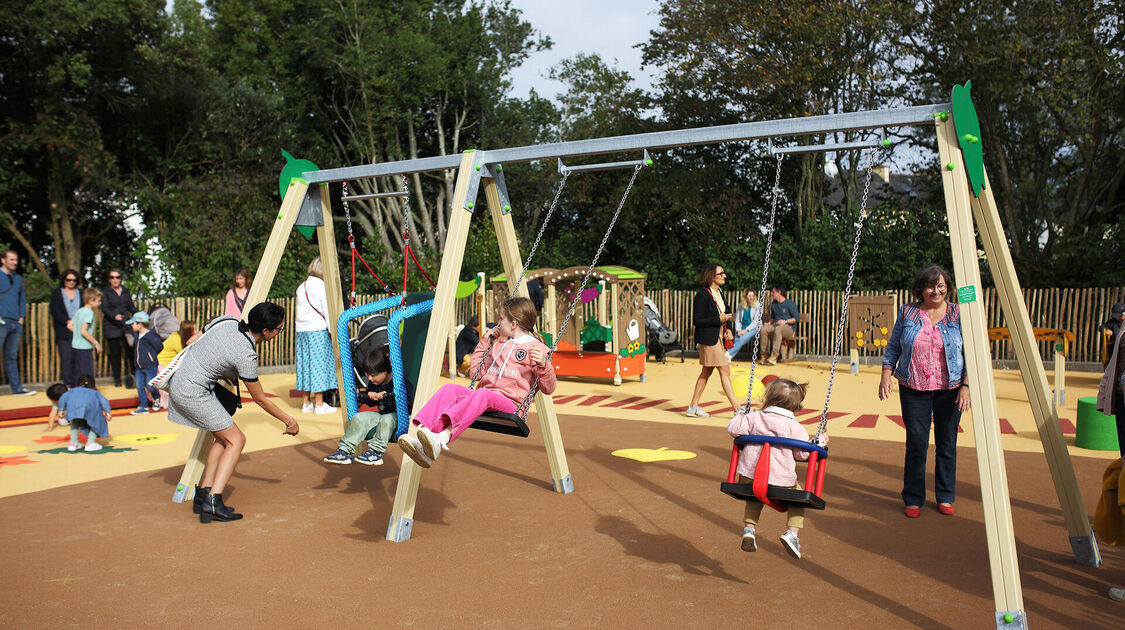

{"left": 814, "top": 152, "right": 881, "bottom": 442}
{"left": 512, "top": 170, "right": 571, "bottom": 297}
{"left": 514, "top": 163, "right": 642, "bottom": 417}
{"left": 469, "top": 169, "right": 573, "bottom": 389}
{"left": 744, "top": 153, "right": 785, "bottom": 408}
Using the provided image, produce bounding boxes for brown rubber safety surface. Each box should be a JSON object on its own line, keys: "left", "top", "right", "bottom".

{"left": 1, "top": 413, "right": 1122, "bottom": 629}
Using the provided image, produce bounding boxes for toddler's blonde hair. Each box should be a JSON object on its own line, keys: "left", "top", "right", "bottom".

{"left": 761, "top": 378, "right": 808, "bottom": 413}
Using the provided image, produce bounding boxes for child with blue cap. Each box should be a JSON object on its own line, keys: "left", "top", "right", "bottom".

{"left": 127, "top": 311, "right": 164, "bottom": 414}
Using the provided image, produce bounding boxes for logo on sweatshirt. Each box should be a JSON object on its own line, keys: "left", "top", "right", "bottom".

{"left": 515, "top": 349, "right": 527, "bottom": 362}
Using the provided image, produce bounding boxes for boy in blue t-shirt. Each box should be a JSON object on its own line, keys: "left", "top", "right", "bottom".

{"left": 71, "top": 288, "right": 103, "bottom": 378}
{"left": 323, "top": 349, "right": 414, "bottom": 466}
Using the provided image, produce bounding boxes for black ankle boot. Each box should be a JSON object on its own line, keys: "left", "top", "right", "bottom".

{"left": 192, "top": 486, "right": 212, "bottom": 514}
{"left": 199, "top": 493, "right": 243, "bottom": 523}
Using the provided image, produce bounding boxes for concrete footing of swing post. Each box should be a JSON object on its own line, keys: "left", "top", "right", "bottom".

{"left": 1069, "top": 535, "right": 1102, "bottom": 567}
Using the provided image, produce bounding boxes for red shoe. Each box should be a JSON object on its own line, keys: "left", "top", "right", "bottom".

{"left": 904, "top": 505, "right": 921, "bottom": 518}
{"left": 938, "top": 503, "right": 955, "bottom": 515}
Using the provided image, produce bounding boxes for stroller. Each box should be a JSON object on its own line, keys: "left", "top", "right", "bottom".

{"left": 643, "top": 297, "right": 683, "bottom": 363}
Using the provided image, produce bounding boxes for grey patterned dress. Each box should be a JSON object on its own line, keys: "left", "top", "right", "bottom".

{"left": 167, "top": 317, "right": 260, "bottom": 432}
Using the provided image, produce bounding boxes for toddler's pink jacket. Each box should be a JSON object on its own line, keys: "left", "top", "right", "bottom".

{"left": 471, "top": 334, "right": 557, "bottom": 405}
{"left": 727, "top": 407, "right": 817, "bottom": 487}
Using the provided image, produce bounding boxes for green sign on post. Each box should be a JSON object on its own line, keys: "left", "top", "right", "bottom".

{"left": 957, "top": 285, "right": 977, "bottom": 303}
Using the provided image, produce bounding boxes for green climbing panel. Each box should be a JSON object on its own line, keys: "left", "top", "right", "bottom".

{"left": 951, "top": 81, "right": 986, "bottom": 198}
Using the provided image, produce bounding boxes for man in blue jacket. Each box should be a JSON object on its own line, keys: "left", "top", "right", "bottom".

{"left": 761, "top": 284, "right": 801, "bottom": 366}
{"left": 0, "top": 250, "right": 34, "bottom": 395}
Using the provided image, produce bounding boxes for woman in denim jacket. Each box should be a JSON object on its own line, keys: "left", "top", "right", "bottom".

{"left": 878, "top": 265, "right": 971, "bottom": 519}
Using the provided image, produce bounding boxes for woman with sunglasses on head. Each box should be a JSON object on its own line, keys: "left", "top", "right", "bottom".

{"left": 166, "top": 302, "right": 299, "bottom": 523}
{"left": 685, "top": 263, "right": 739, "bottom": 418}
{"left": 48, "top": 269, "right": 83, "bottom": 386}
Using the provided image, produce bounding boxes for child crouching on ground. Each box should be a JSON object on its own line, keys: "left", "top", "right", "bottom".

{"left": 397, "top": 296, "right": 555, "bottom": 468}
{"left": 727, "top": 378, "right": 827, "bottom": 559}
{"left": 44, "top": 383, "right": 70, "bottom": 431}
{"left": 58, "top": 374, "right": 112, "bottom": 452}
{"left": 323, "top": 349, "right": 414, "bottom": 466}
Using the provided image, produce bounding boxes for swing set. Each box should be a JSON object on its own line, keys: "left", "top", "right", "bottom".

{"left": 171, "top": 82, "right": 1096, "bottom": 628}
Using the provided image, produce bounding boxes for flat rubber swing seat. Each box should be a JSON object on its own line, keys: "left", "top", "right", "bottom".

{"left": 471, "top": 412, "right": 531, "bottom": 438}
{"left": 720, "top": 435, "right": 828, "bottom": 511}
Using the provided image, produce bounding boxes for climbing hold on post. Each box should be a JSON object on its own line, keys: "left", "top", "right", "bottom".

{"left": 503, "top": 205, "right": 511, "bottom": 211}
{"left": 467, "top": 202, "right": 474, "bottom": 209}
{"left": 475, "top": 165, "right": 482, "bottom": 171}
{"left": 882, "top": 139, "right": 891, "bottom": 147}
{"left": 1003, "top": 614, "right": 1013, "bottom": 623}
{"left": 645, "top": 159, "right": 653, "bottom": 166}
{"left": 946, "top": 163, "right": 955, "bottom": 171}
{"left": 496, "top": 165, "right": 503, "bottom": 171}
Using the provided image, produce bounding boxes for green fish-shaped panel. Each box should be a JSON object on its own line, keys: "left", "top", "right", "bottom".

{"left": 951, "top": 81, "right": 986, "bottom": 198}
{"left": 279, "top": 149, "right": 319, "bottom": 238}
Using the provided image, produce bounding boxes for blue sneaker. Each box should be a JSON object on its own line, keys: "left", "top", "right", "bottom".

{"left": 129, "top": 407, "right": 150, "bottom": 415}
{"left": 323, "top": 449, "right": 352, "bottom": 465}
{"left": 354, "top": 449, "right": 384, "bottom": 466}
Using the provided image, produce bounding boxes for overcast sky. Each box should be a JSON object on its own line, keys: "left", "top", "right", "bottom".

{"left": 505, "top": 0, "right": 663, "bottom": 101}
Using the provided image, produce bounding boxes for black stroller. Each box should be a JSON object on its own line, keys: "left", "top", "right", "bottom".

{"left": 644, "top": 297, "right": 683, "bottom": 363}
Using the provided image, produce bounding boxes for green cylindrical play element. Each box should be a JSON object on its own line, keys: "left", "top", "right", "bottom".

{"left": 1076, "top": 396, "right": 1120, "bottom": 451}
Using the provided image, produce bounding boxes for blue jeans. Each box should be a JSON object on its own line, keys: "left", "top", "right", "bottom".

{"left": 899, "top": 384, "right": 961, "bottom": 506}
{"left": 0, "top": 319, "right": 25, "bottom": 393}
{"left": 136, "top": 366, "right": 158, "bottom": 409}
{"left": 726, "top": 325, "right": 760, "bottom": 359}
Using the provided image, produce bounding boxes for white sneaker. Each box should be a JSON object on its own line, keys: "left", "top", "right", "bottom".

{"left": 301, "top": 402, "right": 314, "bottom": 413}
{"left": 67, "top": 442, "right": 81, "bottom": 452}
{"left": 314, "top": 403, "right": 337, "bottom": 415}
{"left": 397, "top": 434, "right": 433, "bottom": 468}
{"left": 779, "top": 530, "right": 801, "bottom": 559}
{"left": 741, "top": 528, "right": 757, "bottom": 552}
{"left": 684, "top": 405, "right": 711, "bottom": 418}
{"left": 416, "top": 426, "right": 444, "bottom": 461}
{"left": 84, "top": 441, "right": 103, "bottom": 452}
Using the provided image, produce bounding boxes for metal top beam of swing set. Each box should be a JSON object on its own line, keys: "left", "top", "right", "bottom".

{"left": 302, "top": 103, "right": 947, "bottom": 183}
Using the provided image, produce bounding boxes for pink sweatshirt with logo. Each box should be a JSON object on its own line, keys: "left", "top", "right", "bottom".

{"left": 727, "top": 407, "right": 816, "bottom": 487}
{"left": 471, "top": 334, "right": 557, "bottom": 405}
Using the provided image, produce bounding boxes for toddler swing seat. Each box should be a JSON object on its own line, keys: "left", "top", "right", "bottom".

{"left": 471, "top": 412, "right": 531, "bottom": 437}
{"left": 720, "top": 435, "right": 829, "bottom": 512}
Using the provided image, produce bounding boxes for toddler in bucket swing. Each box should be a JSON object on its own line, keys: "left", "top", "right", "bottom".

{"left": 728, "top": 378, "right": 827, "bottom": 559}
{"left": 398, "top": 296, "right": 556, "bottom": 468}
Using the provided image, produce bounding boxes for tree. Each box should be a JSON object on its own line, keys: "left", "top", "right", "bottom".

{"left": 905, "top": 0, "right": 1125, "bottom": 286}
{"left": 0, "top": 0, "right": 167, "bottom": 286}
{"left": 643, "top": 0, "right": 916, "bottom": 229}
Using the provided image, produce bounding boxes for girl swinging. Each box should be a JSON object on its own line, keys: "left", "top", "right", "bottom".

{"left": 398, "top": 296, "right": 556, "bottom": 467}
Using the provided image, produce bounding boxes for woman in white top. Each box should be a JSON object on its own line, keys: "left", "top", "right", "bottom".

{"left": 295, "top": 257, "right": 337, "bottom": 414}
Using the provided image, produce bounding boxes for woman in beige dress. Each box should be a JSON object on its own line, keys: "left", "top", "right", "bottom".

{"left": 685, "top": 263, "right": 739, "bottom": 417}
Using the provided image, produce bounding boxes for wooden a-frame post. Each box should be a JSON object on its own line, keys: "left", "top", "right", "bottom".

{"left": 386, "top": 152, "right": 573, "bottom": 542}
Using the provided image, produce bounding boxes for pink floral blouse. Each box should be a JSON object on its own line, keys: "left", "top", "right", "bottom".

{"left": 902, "top": 320, "right": 952, "bottom": 391}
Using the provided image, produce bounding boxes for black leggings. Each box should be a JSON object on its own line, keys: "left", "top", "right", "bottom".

{"left": 106, "top": 337, "right": 133, "bottom": 382}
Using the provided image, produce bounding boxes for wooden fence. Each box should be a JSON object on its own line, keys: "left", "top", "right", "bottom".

{"left": 5, "top": 286, "right": 1122, "bottom": 386}
{"left": 8, "top": 294, "right": 481, "bottom": 386}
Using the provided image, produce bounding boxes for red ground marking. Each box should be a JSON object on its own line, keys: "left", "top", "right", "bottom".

{"left": 711, "top": 406, "right": 735, "bottom": 414}
{"left": 1058, "top": 417, "right": 1076, "bottom": 434}
{"left": 625, "top": 399, "right": 671, "bottom": 411}
{"left": 761, "top": 374, "right": 779, "bottom": 385}
{"left": 887, "top": 415, "right": 905, "bottom": 428}
{"left": 552, "top": 395, "right": 584, "bottom": 405}
{"left": 797, "top": 408, "right": 819, "bottom": 416}
{"left": 998, "top": 418, "right": 1016, "bottom": 435}
{"left": 849, "top": 414, "right": 879, "bottom": 428}
{"left": 801, "top": 411, "right": 848, "bottom": 425}
{"left": 578, "top": 395, "right": 611, "bottom": 407}
{"left": 698, "top": 401, "right": 727, "bottom": 408}
{"left": 35, "top": 434, "right": 93, "bottom": 444}
{"left": 600, "top": 396, "right": 645, "bottom": 408}
{"left": 666, "top": 405, "right": 690, "bottom": 413}
{"left": 0, "top": 455, "right": 36, "bottom": 467}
